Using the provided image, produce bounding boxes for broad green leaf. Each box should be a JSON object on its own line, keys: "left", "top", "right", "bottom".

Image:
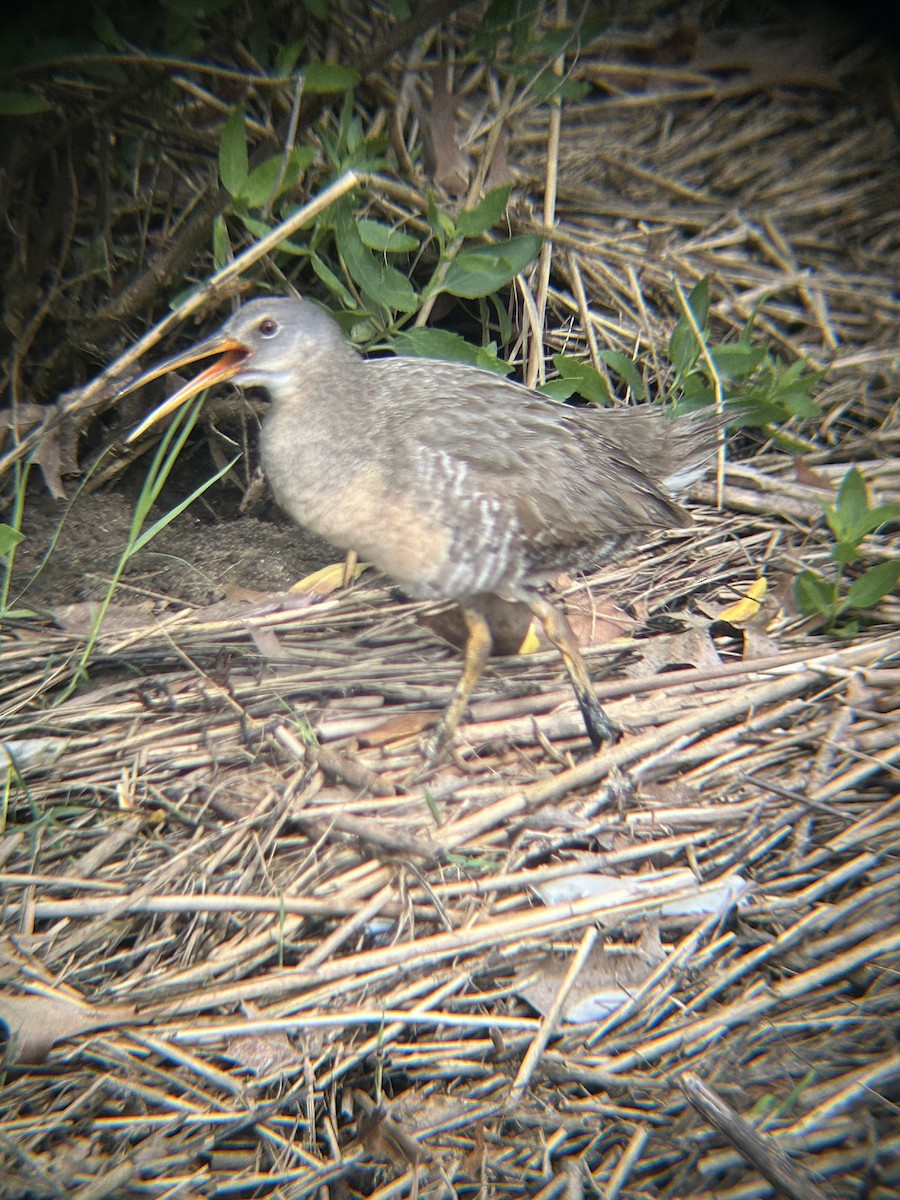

{"left": 794, "top": 569, "right": 835, "bottom": 618}
{"left": 711, "top": 343, "right": 767, "bottom": 380}
{"left": 391, "top": 328, "right": 512, "bottom": 375}
{"left": 669, "top": 320, "right": 699, "bottom": 375}
{"left": 302, "top": 62, "right": 360, "bottom": 93}
{"left": 837, "top": 468, "right": 870, "bottom": 539}
{"left": 865, "top": 503, "right": 900, "bottom": 533}
{"left": 540, "top": 379, "right": 579, "bottom": 401}
{"left": 243, "top": 157, "right": 284, "bottom": 208}
{"left": 831, "top": 540, "right": 859, "bottom": 566}
{"left": 600, "top": 350, "right": 647, "bottom": 400}
{"left": 782, "top": 391, "right": 820, "bottom": 420}
{"left": 824, "top": 503, "right": 851, "bottom": 545}
{"left": 242, "top": 146, "right": 316, "bottom": 209}
{"left": 439, "top": 234, "right": 542, "bottom": 300}
{"left": 531, "top": 70, "right": 590, "bottom": 102}
{"left": 0, "top": 524, "right": 24, "bottom": 558}
{"left": 357, "top": 219, "right": 420, "bottom": 253}
{"left": 335, "top": 205, "right": 418, "bottom": 312}
{"left": 844, "top": 561, "right": 900, "bottom": 611}
{"left": 219, "top": 106, "right": 248, "bottom": 199}
{"left": 0, "top": 91, "right": 52, "bottom": 115}
{"left": 679, "top": 375, "right": 715, "bottom": 406}
{"left": 532, "top": 25, "right": 577, "bottom": 56}
{"left": 457, "top": 186, "right": 513, "bottom": 238}
{"left": 549, "top": 354, "right": 610, "bottom": 404}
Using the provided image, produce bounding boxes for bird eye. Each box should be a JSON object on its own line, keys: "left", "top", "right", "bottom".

{"left": 258, "top": 318, "right": 279, "bottom": 337}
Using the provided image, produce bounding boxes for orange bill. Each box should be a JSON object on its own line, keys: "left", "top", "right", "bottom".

{"left": 118, "top": 334, "right": 250, "bottom": 443}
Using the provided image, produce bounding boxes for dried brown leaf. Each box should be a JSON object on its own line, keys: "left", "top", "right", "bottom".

{"left": 627, "top": 627, "right": 722, "bottom": 677}
{"left": 427, "top": 68, "right": 469, "bottom": 195}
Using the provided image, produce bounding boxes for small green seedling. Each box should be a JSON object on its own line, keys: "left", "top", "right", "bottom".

{"left": 795, "top": 466, "right": 900, "bottom": 634}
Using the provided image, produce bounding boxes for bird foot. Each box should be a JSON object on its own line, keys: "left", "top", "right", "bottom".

{"left": 578, "top": 691, "right": 622, "bottom": 751}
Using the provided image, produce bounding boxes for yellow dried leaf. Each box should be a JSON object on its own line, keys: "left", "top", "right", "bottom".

{"left": 719, "top": 577, "right": 767, "bottom": 625}
{"left": 290, "top": 560, "right": 371, "bottom": 596}
{"left": 516, "top": 623, "right": 542, "bottom": 655}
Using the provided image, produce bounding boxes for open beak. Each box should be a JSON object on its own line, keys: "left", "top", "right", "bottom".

{"left": 118, "top": 333, "right": 251, "bottom": 443}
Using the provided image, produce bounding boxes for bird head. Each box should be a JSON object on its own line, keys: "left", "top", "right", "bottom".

{"left": 118, "top": 297, "right": 347, "bottom": 442}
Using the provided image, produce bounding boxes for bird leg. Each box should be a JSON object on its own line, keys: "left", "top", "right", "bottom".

{"left": 423, "top": 605, "right": 493, "bottom": 764}
{"left": 527, "top": 595, "right": 621, "bottom": 750}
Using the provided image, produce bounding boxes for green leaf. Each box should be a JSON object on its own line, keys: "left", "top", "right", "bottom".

{"left": 711, "top": 343, "right": 766, "bottom": 380}
{"left": 669, "top": 320, "right": 699, "bottom": 375}
{"left": 844, "top": 561, "right": 900, "bottom": 611}
{"left": 391, "top": 328, "right": 513, "bottom": 375}
{"left": 837, "top": 467, "right": 869, "bottom": 537}
{"left": 794, "top": 569, "right": 836, "bottom": 617}
{"left": 540, "top": 379, "right": 578, "bottom": 400}
{"left": 531, "top": 70, "right": 590, "bottom": 102}
{"left": 865, "top": 503, "right": 900, "bottom": 532}
{"left": 829, "top": 502, "right": 900, "bottom": 544}
{"left": 357, "top": 219, "right": 420, "bottom": 253}
{"left": 686, "top": 277, "right": 710, "bottom": 329}
{"left": 679, "top": 375, "right": 715, "bottom": 406}
{"left": 302, "top": 62, "right": 360, "bottom": 93}
{"left": 832, "top": 618, "right": 860, "bottom": 637}
{"left": 0, "top": 523, "right": 24, "bottom": 558}
{"left": 0, "top": 91, "right": 52, "bottom": 115}
{"left": 219, "top": 106, "right": 248, "bottom": 199}
{"left": 93, "top": 9, "right": 125, "bottom": 50}
{"left": 824, "top": 503, "right": 851, "bottom": 545}
{"left": 335, "top": 204, "right": 418, "bottom": 312}
{"left": 274, "top": 40, "right": 304, "bottom": 75}
{"left": 832, "top": 540, "right": 859, "bottom": 566}
{"left": 237, "top": 211, "right": 306, "bottom": 255}
{"left": 439, "top": 234, "right": 542, "bottom": 300}
{"left": 487, "top": 291, "right": 513, "bottom": 344}
{"left": 212, "top": 214, "right": 231, "bottom": 270}
{"left": 426, "top": 194, "right": 457, "bottom": 246}
{"left": 243, "top": 145, "right": 318, "bottom": 210}
{"left": 777, "top": 358, "right": 808, "bottom": 387}
{"left": 310, "top": 252, "right": 357, "bottom": 307}
{"left": 133, "top": 456, "right": 239, "bottom": 553}
{"left": 781, "top": 391, "right": 820, "bottom": 420}
{"left": 600, "top": 350, "right": 647, "bottom": 400}
{"left": 242, "top": 156, "right": 283, "bottom": 208}
{"left": 669, "top": 280, "right": 710, "bottom": 376}
{"left": 549, "top": 354, "right": 610, "bottom": 404}
{"left": 457, "top": 185, "right": 513, "bottom": 237}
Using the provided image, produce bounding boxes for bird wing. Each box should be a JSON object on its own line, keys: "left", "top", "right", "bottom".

{"left": 368, "top": 359, "right": 693, "bottom": 543}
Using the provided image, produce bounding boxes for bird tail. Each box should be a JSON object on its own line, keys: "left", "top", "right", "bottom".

{"left": 660, "top": 409, "right": 728, "bottom": 493}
